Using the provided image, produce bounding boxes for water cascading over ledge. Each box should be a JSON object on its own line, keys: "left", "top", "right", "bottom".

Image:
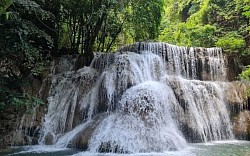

{"left": 23, "top": 42, "right": 240, "bottom": 153}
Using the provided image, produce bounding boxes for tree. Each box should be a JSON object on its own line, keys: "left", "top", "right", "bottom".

{"left": 159, "top": 0, "right": 250, "bottom": 53}
{"left": 54, "top": 0, "right": 165, "bottom": 66}
{"left": 50, "top": 0, "right": 127, "bottom": 65}
{"left": 124, "top": 0, "right": 164, "bottom": 42}
{"left": 0, "top": 0, "right": 166, "bottom": 109}
{"left": 0, "top": 0, "right": 53, "bottom": 110}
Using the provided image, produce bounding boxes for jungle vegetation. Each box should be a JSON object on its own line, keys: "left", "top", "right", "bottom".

{"left": 0, "top": 0, "right": 250, "bottom": 110}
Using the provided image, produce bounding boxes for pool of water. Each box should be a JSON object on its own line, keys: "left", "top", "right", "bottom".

{"left": 193, "top": 140, "right": 250, "bottom": 156}
{"left": 1, "top": 140, "right": 250, "bottom": 156}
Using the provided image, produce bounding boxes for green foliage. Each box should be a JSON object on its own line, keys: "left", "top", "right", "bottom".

{"left": 160, "top": 0, "right": 250, "bottom": 55}
{"left": 0, "top": 0, "right": 52, "bottom": 111}
{"left": 160, "top": 0, "right": 217, "bottom": 46}
{"left": 159, "top": 23, "right": 216, "bottom": 47}
{"left": 0, "top": 0, "right": 53, "bottom": 75}
{"left": 125, "top": 0, "right": 165, "bottom": 41}
{"left": 161, "top": 0, "right": 250, "bottom": 91}
{"left": 56, "top": 0, "right": 125, "bottom": 55}
{"left": 240, "top": 65, "right": 250, "bottom": 97}
{"left": 56, "top": 0, "right": 165, "bottom": 54}
{"left": 187, "top": 0, "right": 210, "bottom": 24}
{"left": 0, "top": 74, "right": 44, "bottom": 111}
{"left": 243, "top": 5, "right": 250, "bottom": 17}
{"left": 216, "top": 34, "right": 246, "bottom": 52}
{"left": 241, "top": 48, "right": 250, "bottom": 56}
{"left": 0, "top": 0, "right": 165, "bottom": 111}
{"left": 240, "top": 65, "right": 250, "bottom": 81}
{"left": 0, "top": 92, "right": 44, "bottom": 112}
{"left": 0, "top": 0, "right": 13, "bottom": 15}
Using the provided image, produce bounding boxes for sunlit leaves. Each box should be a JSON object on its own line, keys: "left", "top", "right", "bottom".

{"left": 243, "top": 5, "right": 250, "bottom": 17}
{"left": 159, "top": 22, "right": 216, "bottom": 47}
{"left": 126, "top": 0, "right": 164, "bottom": 41}
{"left": 58, "top": 0, "right": 164, "bottom": 53}
{"left": 160, "top": 0, "right": 250, "bottom": 53}
{"left": 216, "top": 34, "right": 246, "bottom": 52}
{"left": 240, "top": 65, "right": 250, "bottom": 81}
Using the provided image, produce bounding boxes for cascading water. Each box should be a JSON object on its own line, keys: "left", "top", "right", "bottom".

{"left": 166, "top": 76, "right": 233, "bottom": 142}
{"left": 37, "top": 42, "right": 234, "bottom": 153}
{"left": 88, "top": 81, "right": 186, "bottom": 153}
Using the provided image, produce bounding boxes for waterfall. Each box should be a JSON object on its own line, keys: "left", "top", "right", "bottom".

{"left": 88, "top": 81, "right": 186, "bottom": 153}
{"left": 37, "top": 42, "right": 234, "bottom": 153}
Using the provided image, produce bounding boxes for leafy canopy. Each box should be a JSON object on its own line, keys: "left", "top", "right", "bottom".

{"left": 0, "top": 0, "right": 52, "bottom": 110}
{"left": 159, "top": 0, "right": 250, "bottom": 54}
{"left": 0, "top": 0, "right": 165, "bottom": 110}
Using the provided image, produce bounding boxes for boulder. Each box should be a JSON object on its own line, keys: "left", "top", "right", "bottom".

{"left": 68, "top": 113, "right": 106, "bottom": 150}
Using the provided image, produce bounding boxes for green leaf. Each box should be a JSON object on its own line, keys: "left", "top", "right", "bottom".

{"left": 0, "top": 0, "right": 13, "bottom": 15}
{"left": 240, "top": 65, "right": 250, "bottom": 81}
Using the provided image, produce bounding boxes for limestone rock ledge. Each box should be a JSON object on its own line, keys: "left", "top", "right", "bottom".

{"left": 232, "top": 110, "right": 250, "bottom": 140}
{"left": 225, "top": 82, "right": 249, "bottom": 113}
{"left": 225, "top": 81, "right": 250, "bottom": 139}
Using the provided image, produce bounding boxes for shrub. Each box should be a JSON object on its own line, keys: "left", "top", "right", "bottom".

{"left": 215, "top": 35, "right": 246, "bottom": 52}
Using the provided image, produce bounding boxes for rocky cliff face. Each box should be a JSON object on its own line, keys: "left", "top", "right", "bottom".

{"left": 0, "top": 63, "right": 52, "bottom": 148}
{"left": 232, "top": 110, "right": 250, "bottom": 139}
{"left": 0, "top": 108, "right": 23, "bottom": 149}
{"left": 9, "top": 56, "right": 79, "bottom": 146}
{"left": 225, "top": 81, "right": 250, "bottom": 139}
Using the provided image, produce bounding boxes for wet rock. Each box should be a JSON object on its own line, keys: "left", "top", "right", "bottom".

{"left": 232, "top": 110, "right": 250, "bottom": 140}
{"left": 4, "top": 67, "right": 53, "bottom": 147}
{"left": 98, "top": 142, "right": 125, "bottom": 153}
{"left": 225, "top": 54, "right": 244, "bottom": 81}
{"left": 179, "top": 124, "right": 203, "bottom": 143}
{"left": 53, "top": 56, "right": 76, "bottom": 74}
{"left": 68, "top": 113, "right": 107, "bottom": 150}
{"left": 39, "top": 75, "right": 53, "bottom": 103}
{"left": 225, "top": 81, "right": 250, "bottom": 116}
{"left": 0, "top": 108, "right": 23, "bottom": 148}
{"left": 44, "top": 132, "right": 54, "bottom": 145}
{"left": 75, "top": 54, "right": 94, "bottom": 70}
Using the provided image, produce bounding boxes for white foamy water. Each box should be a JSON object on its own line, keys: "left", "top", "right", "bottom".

{"left": 88, "top": 81, "right": 187, "bottom": 153}
{"left": 165, "top": 76, "right": 233, "bottom": 142}
{"left": 8, "top": 145, "right": 69, "bottom": 155}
